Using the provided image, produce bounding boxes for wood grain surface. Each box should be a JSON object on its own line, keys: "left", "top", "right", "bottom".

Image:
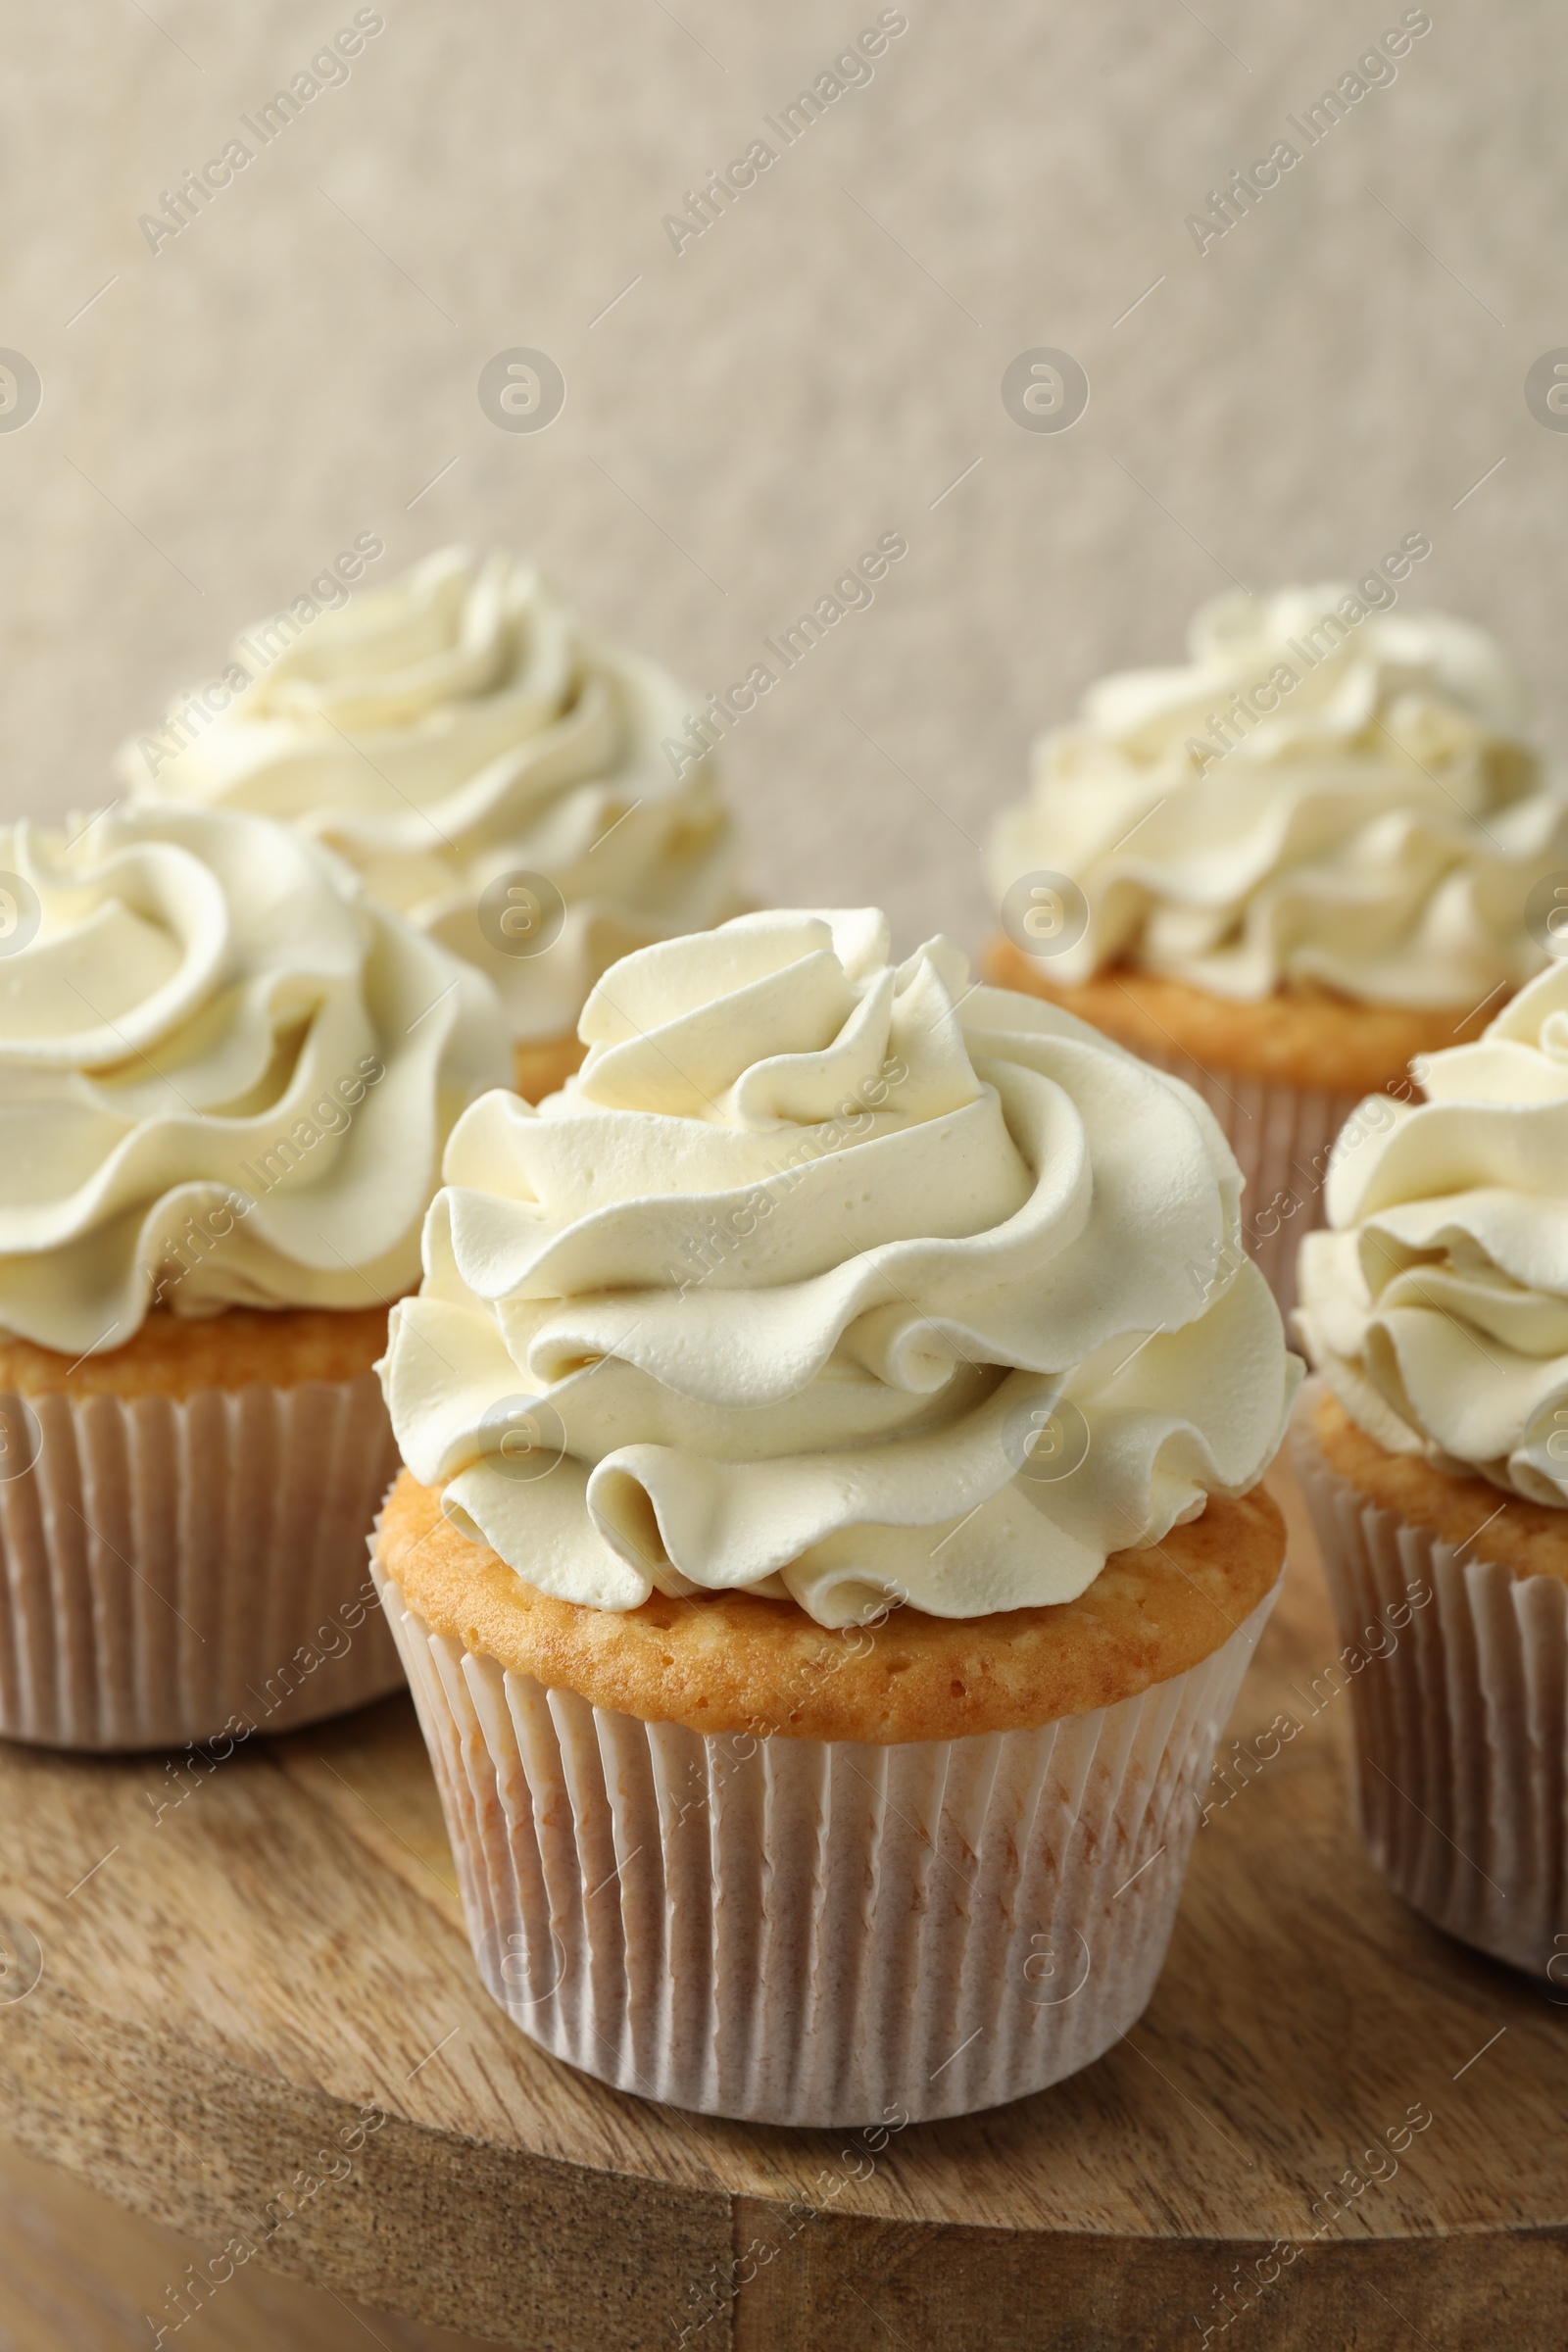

{"left": 0, "top": 1454, "right": 1563, "bottom": 2352}
{"left": 0, "top": 2133, "right": 492, "bottom": 2352}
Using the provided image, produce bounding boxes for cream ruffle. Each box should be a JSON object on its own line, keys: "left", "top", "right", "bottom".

{"left": 987, "top": 584, "right": 1567, "bottom": 1008}
{"left": 382, "top": 909, "right": 1298, "bottom": 1626}
{"left": 122, "top": 546, "right": 739, "bottom": 1042}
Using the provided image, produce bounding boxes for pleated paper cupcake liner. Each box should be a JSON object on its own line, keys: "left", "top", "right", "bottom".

{"left": 1292, "top": 1381, "right": 1568, "bottom": 1977}
{"left": 376, "top": 1558, "right": 1279, "bottom": 2127}
{"left": 1136, "top": 1044, "right": 1363, "bottom": 1319}
{"left": 0, "top": 1371, "right": 405, "bottom": 1750}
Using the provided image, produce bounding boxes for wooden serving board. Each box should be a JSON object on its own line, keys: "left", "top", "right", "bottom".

{"left": 0, "top": 1456, "right": 1563, "bottom": 2352}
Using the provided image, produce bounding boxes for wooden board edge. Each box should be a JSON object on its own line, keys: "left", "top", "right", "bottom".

{"left": 3, "top": 1966, "right": 1564, "bottom": 2352}
{"left": 728, "top": 2204, "right": 1568, "bottom": 2351}
{"left": 0, "top": 1977, "right": 732, "bottom": 2351}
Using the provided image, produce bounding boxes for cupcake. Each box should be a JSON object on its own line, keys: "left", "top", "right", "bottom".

{"left": 373, "top": 908, "right": 1297, "bottom": 2125}
{"left": 0, "top": 805, "right": 508, "bottom": 1749}
{"left": 1295, "top": 957, "right": 1568, "bottom": 1977}
{"left": 985, "top": 578, "right": 1568, "bottom": 1314}
{"left": 118, "top": 545, "right": 742, "bottom": 1102}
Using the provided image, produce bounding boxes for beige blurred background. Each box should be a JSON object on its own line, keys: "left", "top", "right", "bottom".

{"left": 3, "top": 0, "right": 1563, "bottom": 965}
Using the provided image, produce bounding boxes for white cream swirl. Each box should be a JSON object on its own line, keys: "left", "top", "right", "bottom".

{"left": 1298, "top": 959, "right": 1568, "bottom": 1503}
{"left": 0, "top": 807, "right": 510, "bottom": 1356}
{"left": 380, "top": 909, "right": 1298, "bottom": 1627}
{"left": 120, "top": 547, "right": 740, "bottom": 1043}
{"left": 987, "top": 584, "right": 1568, "bottom": 1007}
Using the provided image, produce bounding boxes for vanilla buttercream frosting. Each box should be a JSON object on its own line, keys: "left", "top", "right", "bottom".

{"left": 987, "top": 584, "right": 1568, "bottom": 1007}
{"left": 1298, "top": 959, "right": 1568, "bottom": 1504}
{"left": 120, "top": 547, "right": 740, "bottom": 1043}
{"left": 0, "top": 806, "right": 510, "bottom": 1356}
{"left": 380, "top": 908, "right": 1298, "bottom": 1627}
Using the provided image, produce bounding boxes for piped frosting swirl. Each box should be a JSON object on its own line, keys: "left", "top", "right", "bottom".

{"left": 0, "top": 805, "right": 509, "bottom": 1355}
{"left": 121, "top": 546, "right": 740, "bottom": 1042}
{"left": 381, "top": 908, "right": 1298, "bottom": 1626}
{"left": 987, "top": 584, "right": 1568, "bottom": 1007}
{"left": 1298, "top": 956, "right": 1568, "bottom": 1503}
